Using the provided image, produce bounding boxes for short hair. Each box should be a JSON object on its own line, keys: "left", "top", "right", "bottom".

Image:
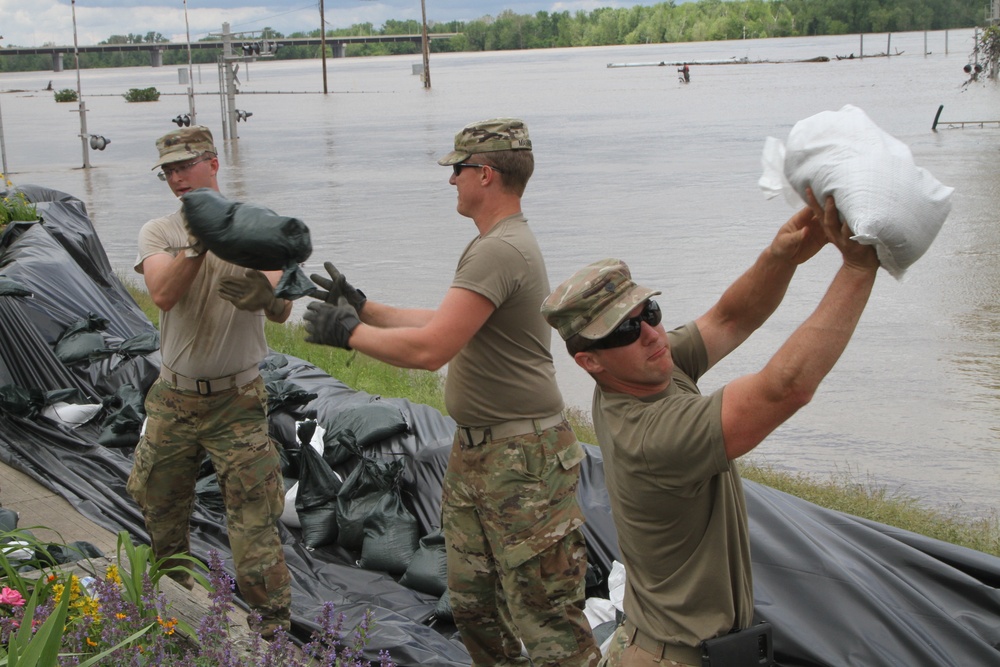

{"left": 565, "top": 333, "right": 593, "bottom": 357}
{"left": 482, "top": 149, "right": 533, "bottom": 196}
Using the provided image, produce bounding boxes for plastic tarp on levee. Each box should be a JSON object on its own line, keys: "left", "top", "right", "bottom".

{"left": 0, "top": 185, "right": 997, "bottom": 666}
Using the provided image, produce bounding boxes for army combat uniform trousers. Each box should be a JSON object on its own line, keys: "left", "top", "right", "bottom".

{"left": 442, "top": 420, "right": 601, "bottom": 667}
{"left": 127, "top": 376, "right": 291, "bottom": 637}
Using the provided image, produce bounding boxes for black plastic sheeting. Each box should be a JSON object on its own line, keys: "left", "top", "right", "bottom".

{"left": 0, "top": 185, "right": 998, "bottom": 666}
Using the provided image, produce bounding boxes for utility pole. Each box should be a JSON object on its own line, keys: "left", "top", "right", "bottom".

{"left": 71, "top": 0, "right": 91, "bottom": 168}
{"left": 320, "top": 0, "right": 328, "bottom": 94}
{"left": 184, "top": 0, "right": 197, "bottom": 124}
{"left": 420, "top": 0, "right": 431, "bottom": 88}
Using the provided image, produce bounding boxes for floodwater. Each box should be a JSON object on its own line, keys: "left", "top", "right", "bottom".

{"left": 1, "top": 29, "right": 998, "bottom": 520}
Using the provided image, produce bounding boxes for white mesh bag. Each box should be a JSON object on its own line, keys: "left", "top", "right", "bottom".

{"left": 759, "top": 104, "right": 953, "bottom": 279}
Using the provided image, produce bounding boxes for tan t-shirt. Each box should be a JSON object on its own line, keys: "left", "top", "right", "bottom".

{"left": 593, "top": 322, "right": 753, "bottom": 647}
{"left": 135, "top": 208, "right": 267, "bottom": 379}
{"left": 444, "top": 213, "right": 563, "bottom": 426}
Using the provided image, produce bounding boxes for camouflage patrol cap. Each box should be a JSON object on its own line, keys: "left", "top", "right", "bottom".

{"left": 152, "top": 125, "right": 216, "bottom": 169}
{"left": 437, "top": 118, "right": 532, "bottom": 166}
{"left": 542, "top": 258, "right": 661, "bottom": 341}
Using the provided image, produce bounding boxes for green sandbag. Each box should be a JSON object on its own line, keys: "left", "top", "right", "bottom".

{"left": 322, "top": 400, "right": 409, "bottom": 466}
{"left": 55, "top": 313, "right": 112, "bottom": 364}
{"left": 399, "top": 528, "right": 448, "bottom": 596}
{"left": 180, "top": 188, "right": 315, "bottom": 299}
{"left": 358, "top": 487, "right": 420, "bottom": 575}
{"left": 97, "top": 384, "right": 145, "bottom": 448}
{"left": 337, "top": 457, "right": 402, "bottom": 552}
{"left": 0, "top": 276, "right": 32, "bottom": 297}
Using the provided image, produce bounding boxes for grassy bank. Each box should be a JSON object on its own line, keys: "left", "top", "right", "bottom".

{"left": 126, "top": 281, "right": 1000, "bottom": 558}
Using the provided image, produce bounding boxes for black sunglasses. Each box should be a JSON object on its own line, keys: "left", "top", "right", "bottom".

{"left": 586, "top": 300, "right": 662, "bottom": 351}
{"left": 452, "top": 162, "right": 504, "bottom": 176}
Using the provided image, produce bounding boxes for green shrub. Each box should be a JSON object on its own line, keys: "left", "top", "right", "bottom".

{"left": 53, "top": 88, "right": 77, "bottom": 103}
{"left": 123, "top": 87, "right": 160, "bottom": 103}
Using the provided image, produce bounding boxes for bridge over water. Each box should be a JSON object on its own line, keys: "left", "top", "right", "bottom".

{"left": 0, "top": 33, "right": 459, "bottom": 71}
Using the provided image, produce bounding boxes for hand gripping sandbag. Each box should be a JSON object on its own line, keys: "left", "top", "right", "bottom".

{"left": 758, "top": 104, "right": 953, "bottom": 279}
{"left": 180, "top": 188, "right": 316, "bottom": 298}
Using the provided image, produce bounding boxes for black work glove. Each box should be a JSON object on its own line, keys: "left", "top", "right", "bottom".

{"left": 310, "top": 261, "right": 366, "bottom": 313}
{"left": 303, "top": 297, "right": 361, "bottom": 349}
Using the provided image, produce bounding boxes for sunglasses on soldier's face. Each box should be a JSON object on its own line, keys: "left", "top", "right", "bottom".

{"left": 452, "top": 162, "right": 504, "bottom": 176}
{"left": 586, "top": 300, "right": 662, "bottom": 351}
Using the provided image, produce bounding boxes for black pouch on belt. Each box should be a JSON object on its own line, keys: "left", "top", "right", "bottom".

{"left": 700, "top": 622, "right": 773, "bottom": 667}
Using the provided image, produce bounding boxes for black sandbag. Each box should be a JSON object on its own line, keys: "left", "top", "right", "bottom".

{"left": 0, "top": 508, "right": 19, "bottom": 532}
{"left": 296, "top": 430, "right": 343, "bottom": 549}
{"left": 322, "top": 400, "right": 410, "bottom": 466}
{"left": 433, "top": 589, "right": 453, "bottom": 623}
{"left": 265, "top": 378, "right": 318, "bottom": 415}
{"left": 323, "top": 429, "right": 359, "bottom": 468}
{"left": 399, "top": 528, "right": 448, "bottom": 596}
{"left": 195, "top": 474, "right": 226, "bottom": 514}
{"left": 358, "top": 461, "right": 419, "bottom": 575}
{"left": 180, "top": 188, "right": 315, "bottom": 299}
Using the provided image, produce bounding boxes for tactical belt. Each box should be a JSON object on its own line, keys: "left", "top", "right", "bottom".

{"left": 456, "top": 412, "right": 565, "bottom": 449}
{"left": 622, "top": 618, "right": 704, "bottom": 666}
{"left": 160, "top": 364, "right": 260, "bottom": 396}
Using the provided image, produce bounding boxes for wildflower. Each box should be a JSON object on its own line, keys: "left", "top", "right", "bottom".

{"left": 0, "top": 587, "right": 25, "bottom": 607}
{"left": 105, "top": 563, "right": 123, "bottom": 585}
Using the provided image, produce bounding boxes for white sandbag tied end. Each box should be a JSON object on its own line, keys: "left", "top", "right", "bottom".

{"left": 759, "top": 104, "right": 953, "bottom": 279}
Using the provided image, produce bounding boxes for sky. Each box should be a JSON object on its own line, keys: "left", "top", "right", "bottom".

{"left": 0, "top": 0, "right": 666, "bottom": 48}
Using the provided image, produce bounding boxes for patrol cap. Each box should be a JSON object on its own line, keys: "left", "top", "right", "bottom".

{"left": 437, "top": 117, "right": 532, "bottom": 166}
{"left": 542, "top": 258, "right": 661, "bottom": 341}
{"left": 152, "top": 125, "right": 216, "bottom": 170}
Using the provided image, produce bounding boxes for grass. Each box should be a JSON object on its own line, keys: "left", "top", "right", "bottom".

{"left": 124, "top": 279, "right": 1000, "bottom": 559}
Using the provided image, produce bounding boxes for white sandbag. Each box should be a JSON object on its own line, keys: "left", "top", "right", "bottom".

{"left": 759, "top": 104, "right": 953, "bottom": 279}
{"left": 281, "top": 481, "right": 301, "bottom": 528}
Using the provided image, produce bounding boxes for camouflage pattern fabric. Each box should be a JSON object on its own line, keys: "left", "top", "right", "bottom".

{"left": 598, "top": 624, "right": 696, "bottom": 667}
{"left": 541, "top": 258, "right": 661, "bottom": 342}
{"left": 153, "top": 125, "right": 216, "bottom": 169}
{"left": 127, "top": 376, "right": 291, "bottom": 637}
{"left": 437, "top": 117, "right": 533, "bottom": 166}
{"left": 441, "top": 420, "right": 601, "bottom": 667}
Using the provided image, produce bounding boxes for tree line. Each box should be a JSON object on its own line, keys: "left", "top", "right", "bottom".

{"left": 0, "top": 0, "right": 987, "bottom": 73}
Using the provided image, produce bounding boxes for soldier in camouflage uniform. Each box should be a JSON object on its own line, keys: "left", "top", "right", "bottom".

{"left": 128, "top": 126, "right": 292, "bottom": 639}
{"left": 302, "top": 118, "right": 601, "bottom": 666}
{"left": 541, "top": 190, "right": 877, "bottom": 666}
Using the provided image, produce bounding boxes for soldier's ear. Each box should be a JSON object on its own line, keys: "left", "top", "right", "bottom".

{"left": 574, "top": 351, "right": 603, "bottom": 375}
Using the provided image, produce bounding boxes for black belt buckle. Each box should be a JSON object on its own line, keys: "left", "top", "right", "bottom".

{"left": 701, "top": 623, "right": 773, "bottom": 667}
{"left": 196, "top": 379, "right": 212, "bottom": 396}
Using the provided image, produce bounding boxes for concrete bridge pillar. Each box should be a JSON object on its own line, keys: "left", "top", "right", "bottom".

{"left": 52, "top": 52, "right": 64, "bottom": 72}
{"left": 150, "top": 49, "right": 163, "bottom": 67}
{"left": 333, "top": 43, "right": 346, "bottom": 58}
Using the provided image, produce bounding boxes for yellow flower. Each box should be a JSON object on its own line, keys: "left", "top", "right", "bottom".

{"left": 104, "top": 564, "right": 122, "bottom": 585}
{"left": 157, "top": 615, "right": 178, "bottom": 635}
{"left": 85, "top": 636, "right": 98, "bottom": 647}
